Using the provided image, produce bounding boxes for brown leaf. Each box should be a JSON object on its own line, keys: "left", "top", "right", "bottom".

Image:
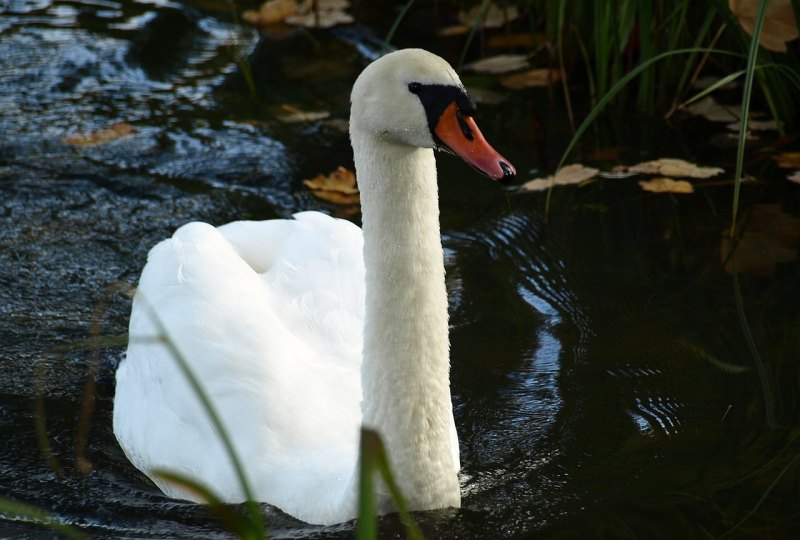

{"left": 774, "top": 152, "right": 800, "bottom": 168}
{"left": 500, "top": 68, "right": 561, "bottom": 90}
{"left": 522, "top": 164, "right": 598, "bottom": 191}
{"left": 788, "top": 171, "right": 800, "bottom": 184}
{"left": 638, "top": 177, "right": 694, "bottom": 194}
{"left": 461, "top": 3, "right": 520, "bottom": 28}
{"left": 242, "top": 0, "right": 297, "bottom": 27}
{"left": 628, "top": 158, "right": 724, "bottom": 179}
{"left": 729, "top": 0, "right": 799, "bottom": 52}
{"left": 62, "top": 122, "right": 135, "bottom": 147}
{"left": 285, "top": 0, "right": 353, "bottom": 28}
{"left": 464, "top": 54, "right": 529, "bottom": 74}
{"left": 437, "top": 24, "right": 470, "bottom": 37}
{"left": 276, "top": 104, "right": 330, "bottom": 123}
{"left": 487, "top": 33, "right": 536, "bottom": 49}
{"left": 303, "top": 166, "right": 359, "bottom": 205}
{"left": 721, "top": 203, "right": 800, "bottom": 275}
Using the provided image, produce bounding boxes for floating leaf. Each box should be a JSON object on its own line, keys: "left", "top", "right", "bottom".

{"left": 487, "top": 32, "right": 536, "bottom": 49}
{"left": 286, "top": 0, "right": 353, "bottom": 28}
{"left": 500, "top": 68, "right": 561, "bottom": 90}
{"left": 276, "top": 104, "right": 330, "bottom": 123}
{"left": 303, "top": 166, "right": 359, "bottom": 205}
{"left": 774, "top": 152, "right": 800, "bottom": 168}
{"left": 522, "top": 164, "right": 598, "bottom": 191}
{"left": 242, "top": 0, "right": 297, "bottom": 27}
{"left": 686, "top": 96, "right": 741, "bottom": 123}
{"left": 286, "top": 10, "right": 353, "bottom": 28}
{"left": 638, "top": 177, "right": 694, "bottom": 194}
{"left": 729, "top": 0, "right": 799, "bottom": 53}
{"left": 62, "top": 122, "right": 135, "bottom": 147}
{"left": 721, "top": 203, "right": 800, "bottom": 275}
{"left": 789, "top": 171, "right": 800, "bottom": 184}
{"left": 464, "top": 54, "right": 529, "bottom": 74}
{"left": 461, "top": 3, "right": 520, "bottom": 29}
{"left": 437, "top": 24, "right": 469, "bottom": 37}
{"left": 726, "top": 119, "right": 778, "bottom": 132}
{"left": 628, "top": 158, "right": 724, "bottom": 179}
{"left": 466, "top": 87, "right": 507, "bottom": 105}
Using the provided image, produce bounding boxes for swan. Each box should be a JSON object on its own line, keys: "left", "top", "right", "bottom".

{"left": 113, "top": 48, "right": 515, "bottom": 526}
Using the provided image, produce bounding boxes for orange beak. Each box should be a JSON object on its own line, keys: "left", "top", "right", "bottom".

{"left": 433, "top": 102, "right": 516, "bottom": 183}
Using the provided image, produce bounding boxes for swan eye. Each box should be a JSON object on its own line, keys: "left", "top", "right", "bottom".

{"left": 408, "top": 82, "right": 422, "bottom": 94}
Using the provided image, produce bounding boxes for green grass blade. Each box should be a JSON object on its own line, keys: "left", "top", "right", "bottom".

{"left": 681, "top": 69, "right": 747, "bottom": 105}
{"left": 0, "top": 497, "right": 89, "bottom": 539}
{"left": 357, "top": 428, "right": 425, "bottom": 540}
{"left": 133, "top": 295, "right": 265, "bottom": 538}
{"left": 154, "top": 470, "right": 262, "bottom": 539}
{"left": 730, "top": 0, "right": 769, "bottom": 238}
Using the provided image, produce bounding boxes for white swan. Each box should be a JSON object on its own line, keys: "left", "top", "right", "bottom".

{"left": 113, "top": 48, "right": 515, "bottom": 526}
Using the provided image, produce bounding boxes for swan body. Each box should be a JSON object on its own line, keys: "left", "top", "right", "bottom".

{"left": 113, "top": 48, "right": 514, "bottom": 526}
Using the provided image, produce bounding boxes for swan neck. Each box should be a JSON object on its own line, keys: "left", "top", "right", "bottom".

{"left": 352, "top": 129, "right": 460, "bottom": 510}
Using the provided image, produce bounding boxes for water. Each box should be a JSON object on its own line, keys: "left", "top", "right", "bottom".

{"left": 2, "top": 1, "right": 799, "bottom": 538}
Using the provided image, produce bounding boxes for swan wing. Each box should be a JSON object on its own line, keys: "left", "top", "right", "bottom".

{"left": 114, "top": 211, "right": 364, "bottom": 523}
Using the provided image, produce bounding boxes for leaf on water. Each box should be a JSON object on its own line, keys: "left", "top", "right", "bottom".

{"left": 464, "top": 54, "right": 529, "bottom": 74}
{"left": 685, "top": 96, "right": 741, "bottom": 123}
{"left": 691, "top": 75, "right": 740, "bottom": 91}
{"left": 522, "top": 164, "right": 598, "bottom": 191}
{"left": 628, "top": 158, "right": 724, "bottom": 179}
{"left": 586, "top": 146, "right": 627, "bottom": 162}
{"left": 487, "top": 32, "right": 537, "bottom": 49}
{"left": 500, "top": 68, "right": 561, "bottom": 90}
{"left": 638, "top": 177, "right": 695, "bottom": 194}
{"left": 788, "top": 171, "right": 800, "bottom": 184}
{"left": 437, "top": 24, "right": 470, "bottom": 37}
{"left": 721, "top": 203, "right": 800, "bottom": 276}
{"left": 286, "top": 0, "right": 353, "bottom": 28}
{"left": 728, "top": 0, "right": 799, "bottom": 53}
{"left": 461, "top": 3, "right": 520, "bottom": 29}
{"left": 276, "top": 104, "right": 330, "bottom": 123}
{"left": 242, "top": 0, "right": 297, "bottom": 27}
{"left": 726, "top": 119, "right": 778, "bottom": 132}
{"left": 62, "top": 122, "right": 135, "bottom": 147}
{"left": 466, "top": 87, "right": 507, "bottom": 105}
{"left": 774, "top": 151, "right": 800, "bottom": 168}
{"left": 303, "top": 166, "right": 360, "bottom": 205}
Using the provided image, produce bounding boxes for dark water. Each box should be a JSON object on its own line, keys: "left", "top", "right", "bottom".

{"left": 2, "top": 1, "right": 799, "bottom": 538}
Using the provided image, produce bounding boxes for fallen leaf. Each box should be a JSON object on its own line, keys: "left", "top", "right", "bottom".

{"left": 242, "top": 0, "right": 297, "bottom": 27}
{"left": 638, "top": 177, "right": 694, "bottom": 194}
{"left": 789, "top": 171, "right": 800, "bottom": 183}
{"left": 461, "top": 3, "right": 520, "bottom": 28}
{"left": 725, "top": 119, "right": 778, "bottom": 132}
{"left": 628, "top": 158, "right": 724, "bottom": 179}
{"left": 721, "top": 203, "right": 800, "bottom": 275}
{"left": 500, "top": 68, "right": 561, "bottom": 90}
{"left": 522, "top": 164, "right": 598, "bottom": 191}
{"left": 62, "top": 122, "right": 135, "bottom": 147}
{"left": 465, "top": 87, "right": 507, "bottom": 105}
{"left": 303, "top": 166, "right": 359, "bottom": 205}
{"left": 285, "top": 9, "right": 353, "bottom": 28}
{"left": 437, "top": 24, "right": 469, "bottom": 37}
{"left": 487, "top": 32, "right": 536, "bottom": 49}
{"left": 285, "top": 0, "right": 353, "bottom": 28}
{"left": 464, "top": 54, "right": 529, "bottom": 74}
{"left": 774, "top": 152, "right": 800, "bottom": 168}
{"left": 685, "top": 96, "right": 741, "bottom": 123}
{"left": 729, "top": 0, "right": 799, "bottom": 53}
{"left": 691, "top": 75, "right": 740, "bottom": 90}
{"left": 276, "top": 104, "right": 330, "bottom": 123}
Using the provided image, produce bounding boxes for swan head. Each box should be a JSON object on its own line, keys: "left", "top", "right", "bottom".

{"left": 350, "top": 49, "right": 516, "bottom": 183}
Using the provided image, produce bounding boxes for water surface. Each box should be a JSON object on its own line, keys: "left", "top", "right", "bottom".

{"left": 1, "top": 1, "right": 798, "bottom": 538}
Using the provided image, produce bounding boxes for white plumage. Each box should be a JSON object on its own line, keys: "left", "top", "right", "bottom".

{"left": 114, "top": 48, "right": 513, "bottom": 526}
